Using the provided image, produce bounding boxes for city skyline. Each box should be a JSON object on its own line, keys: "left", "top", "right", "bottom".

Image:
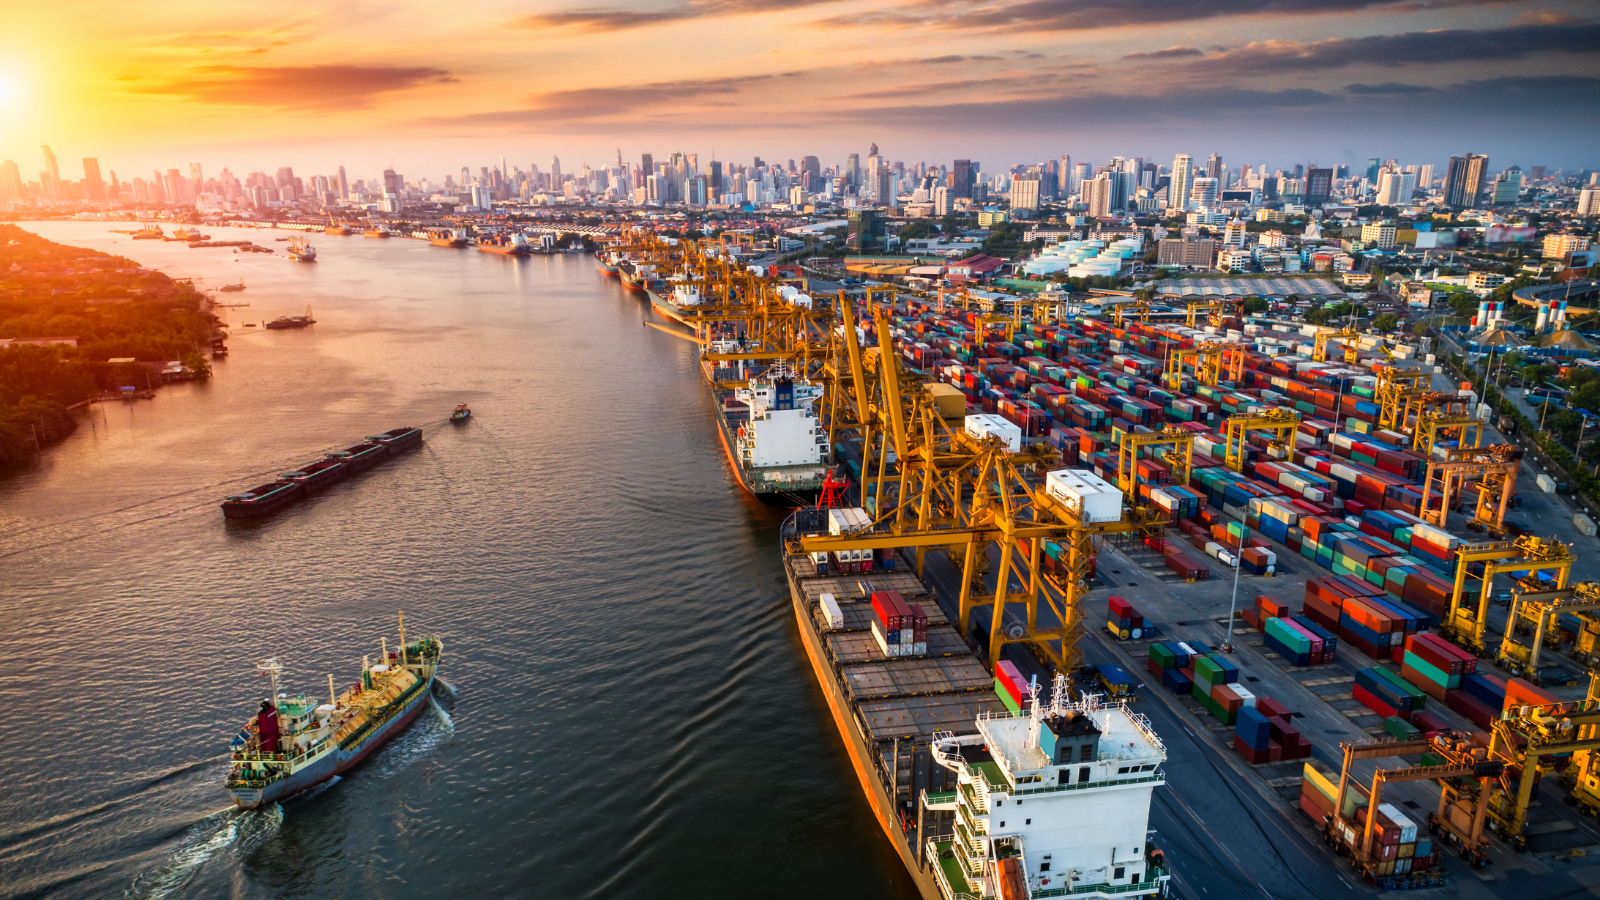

{"left": 3, "top": 0, "right": 1598, "bottom": 173}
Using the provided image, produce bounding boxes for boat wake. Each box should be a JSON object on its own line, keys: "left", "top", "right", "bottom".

{"left": 362, "top": 697, "right": 456, "bottom": 782}
{"left": 127, "top": 805, "right": 281, "bottom": 900}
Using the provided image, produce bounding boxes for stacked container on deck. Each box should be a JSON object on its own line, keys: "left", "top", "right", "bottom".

{"left": 869, "top": 590, "right": 928, "bottom": 659}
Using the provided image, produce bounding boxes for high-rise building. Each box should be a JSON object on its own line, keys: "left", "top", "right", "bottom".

{"left": 81, "top": 158, "right": 105, "bottom": 201}
{"left": 1577, "top": 188, "right": 1600, "bottom": 216}
{"left": 1530, "top": 165, "right": 1547, "bottom": 183}
{"left": 383, "top": 169, "right": 403, "bottom": 193}
{"left": 1011, "top": 175, "right": 1040, "bottom": 211}
{"left": 1418, "top": 164, "right": 1434, "bottom": 191}
{"left": 1205, "top": 153, "right": 1222, "bottom": 180}
{"left": 0, "top": 159, "right": 22, "bottom": 200}
{"left": 933, "top": 186, "right": 952, "bottom": 216}
{"left": 1366, "top": 158, "right": 1380, "bottom": 186}
{"left": 1491, "top": 165, "right": 1522, "bottom": 205}
{"left": 1170, "top": 154, "right": 1194, "bottom": 213}
{"left": 1305, "top": 168, "right": 1333, "bottom": 206}
{"left": 1084, "top": 174, "right": 1114, "bottom": 217}
{"left": 874, "top": 165, "right": 894, "bottom": 206}
{"left": 190, "top": 162, "right": 204, "bottom": 194}
{"left": 551, "top": 156, "right": 562, "bottom": 187}
{"left": 844, "top": 153, "right": 860, "bottom": 191}
{"left": 952, "top": 159, "right": 973, "bottom": 199}
{"left": 639, "top": 153, "right": 653, "bottom": 189}
{"left": 1376, "top": 169, "right": 1417, "bottom": 206}
{"left": 708, "top": 160, "right": 722, "bottom": 200}
{"left": 1189, "top": 177, "right": 1218, "bottom": 208}
{"left": 275, "top": 166, "right": 295, "bottom": 188}
{"left": 337, "top": 166, "right": 349, "bottom": 197}
{"left": 1443, "top": 154, "right": 1489, "bottom": 208}
{"left": 800, "top": 156, "right": 820, "bottom": 190}
{"left": 41, "top": 145, "right": 58, "bottom": 181}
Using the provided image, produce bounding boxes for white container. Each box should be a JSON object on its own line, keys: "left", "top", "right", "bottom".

{"left": 1538, "top": 473, "right": 1557, "bottom": 493}
{"left": 828, "top": 507, "right": 872, "bottom": 535}
{"left": 964, "top": 414, "right": 1022, "bottom": 452}
{"left": 1232, "top": 685, "right": 1258, "bottom": 708}
{"left": 1045, "top": 469, "right": 1123, "bottom": 524}
{"left": 1576, "top": 514, "right": 1597, "bottom": 536}
{"left": 820, "top": 593, "right": 844, "bottom": 630}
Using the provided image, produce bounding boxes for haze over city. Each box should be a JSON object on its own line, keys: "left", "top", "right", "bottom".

{"left": 3, "top": 0, "right": 1599, "bottom": 177}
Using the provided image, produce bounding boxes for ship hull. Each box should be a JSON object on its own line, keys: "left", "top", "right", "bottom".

{"left": 786, "top": 566, "right": 943, "bottom": 900}
{"left": 229, "top": 674, "right": 435, "bottom": 810}
{"left": 221, "top": 483, "right": 302, "bottom": 519}
{"left": 598, "top": 264, "right": 619, "bottom": 276}
{"left": 710, "top": 396, "right": 824, "bottom": 507}
{"left": 646, "top": 290, "right": 692, "bottom": 326}
{"left": 431, "top": 239, "right": 468, "bottom": 248}
{"left": 478, "top": 246, "right": 531, "bottom": 255}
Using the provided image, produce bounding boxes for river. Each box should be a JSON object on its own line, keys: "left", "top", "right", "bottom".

{"left": 0, "top": 222, "right": 917, "bottom": 900}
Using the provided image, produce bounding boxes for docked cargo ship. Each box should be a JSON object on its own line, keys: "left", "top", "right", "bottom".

{"left": 286, "top": 235, "right": 316, "bottom": 262}
{"left": 646, "top": 276, "right": 707, "bottom": 326}
{"left": 597, "top": 250, "right": 621, "bottom": 276}
{"left": 431, "top": 229, "right": 470, "bottom": 248}
{"left": 712, "top": 366, "right": 830, "bottom": 505}
{"left": 618, "top": 260, "right": 661, "bottom": 294}
{"left": 780, "top": 510, "right": 1171, "bottom": 900}
{"left": 225, "top": 615, "right": 442, "bottom": 810}
{"left": 479, "top": 233, "right": 532, "bottom": 255}
{"left": 364, "top": 226, "right": 392, "bottom": 238}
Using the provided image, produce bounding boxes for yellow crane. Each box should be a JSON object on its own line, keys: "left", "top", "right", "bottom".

{"left": 1113, "top": 296, "right": 1153, "bottom": 327}
{"left": 1311, "top": 327, "right": 1361, "bottom": 364}
{"left": 1183, "top": 300, "right": 1226, "bottom": 329}
{"left": 1412, "top": 407, "right": 1484, "bottom": 457}
{"left": 1442, "top": 536, "right": 1572, "bottom": 653}
{"left": 1116, "top": 426, "right": 1195, "bottom": 506}
{"left": 1416, "top": 444, "right": 1522, "bottom": 535}
{"left": 1485, "top": 683, "right": 1600, "bottom": 851}
{"left": 1221, "top": 408, "right": 1301, "bottom": 472}
{"left": 1330, "top": 734, "right": 1501, "bottom": 871}
{"left": 1498, "top": 580, "right": 1600, "bottom": 678}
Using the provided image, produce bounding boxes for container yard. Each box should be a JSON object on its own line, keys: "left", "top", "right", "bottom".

{"left": 609, "top": 233, "right": 1600, "bottom": 899}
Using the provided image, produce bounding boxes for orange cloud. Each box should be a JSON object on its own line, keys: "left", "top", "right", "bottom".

{"left": 132, "top": 64, "right": 457, "bottom": 110}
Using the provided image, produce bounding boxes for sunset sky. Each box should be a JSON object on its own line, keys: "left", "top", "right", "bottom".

{"left": 2, "top": 0, "right": 1597, "bottom": 182}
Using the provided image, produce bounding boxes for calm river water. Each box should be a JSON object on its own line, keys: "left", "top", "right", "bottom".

{"left": 0, "top": 222, "right": 916, "bottom": 900}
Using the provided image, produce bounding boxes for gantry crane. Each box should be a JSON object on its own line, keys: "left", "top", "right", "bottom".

{"left": 1485, "top": 682, "right": 1600, "bottom": 851}
{"left": 1183, "top": 300, "right": 1225, "bottom": 329}
{"left": 1113, "top": 297, "right": 1153, "bottom": 327}
{"left": 1311, "top": 327, "right": 1361, "bottom": 364}
{"left": 1497, "top": 580, "right": 1600, "bottom": 678}
{"left": 1329, "top": 734, "right": 1502, "bottom": 873}
{"left": 1221, "top": 408, "right": 1301, "bottom": 472}
{"left": 1116, "top": 425, "right": 1195, "bottom": 506}
{"left": 1413, "top": 407, "right": 1484, "bottom": 457}
{"left": 1163, "top": 342, "right": 1227, "bottom": 392}
{"left": 1442, "top": 535, "right": 1573, "bottom": 653}
{"left": 1375, "top": 363, "right": 1434, "bottom": 432}
{"left": 1417, "top": 444, "right": 1522, "bottom": 535}
{"left": 793, "top": 289, "right": 1139, "bottom": 674}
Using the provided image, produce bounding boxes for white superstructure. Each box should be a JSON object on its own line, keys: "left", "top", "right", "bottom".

{"left": 925, "top": 678, "right": 1169, "bottom": 900}
{"left": 734, "top": 372, "right": 828, "bottom": 468}
{"left": 1045, "top": 469, "right": 1123, "bottom": 524}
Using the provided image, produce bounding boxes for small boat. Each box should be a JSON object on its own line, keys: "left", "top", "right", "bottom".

{"left": 265, "top": 306, "right": 316, "bottom": 330}
{"left": 244, "top": 323, "right": 257, "bottom": 327}
{"left": 451, "top": 404, "right": 472, "bottom": 423}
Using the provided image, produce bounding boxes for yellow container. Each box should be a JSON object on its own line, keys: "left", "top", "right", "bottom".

{"left": 1106, "top": 620, "right": 1130, "bottom": 640}
{"left": 925, "top": 383, "right": 969, "bottom": 419}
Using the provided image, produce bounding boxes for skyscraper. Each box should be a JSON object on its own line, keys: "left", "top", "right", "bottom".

{"left": 190, "top": 162, "right": 204, "bottom": 194}
{"left": 1205, "top": 153, "right": 1222, "bottom": 180}
{"left": 1170, "top": 154, "right": 1194, "bottom": 212}
{"left": 708, "top": 160, "right": 722, "bottom": 200}
{"left": 337, "top": 166, "right": 349, "bottom": 197}
{"left": 1443, "top": 154, "right": 1489, "bottom": 207}
{"left": 1305, "top": 167, "right": 1333, "bottom": 206}
{"left": 1084, "top": 175, "right": 1113, "bottom": 217}
{"left": 0, "top": 159, "right": 22, "bottom": 200}
{"left": 1057, "top": 154, "right": 1072, "bottom": 196}
{"left": 800, "top": 155, "right": 820, "bottom": 191}
{"left": 1366, "top": 158, "right": 1380, "bottom": 186}
{"left": 1418, "top": 164, "right": 1434, "bottom": 191}
{"left": 82, "top": 158, "right": 105, "bottom": 201}
{"left": 551, "top": 156, "right": 562, "bottom": 187}
{"left": 41, "top": 145, "right": 58, "bottom": 181}
{"left": 952, "top": 159, "right": 973, "bottom": 199}
{"left": 639, "top": 153, "right": 653, "bottom": 189}
{"left": 845, "top": 153, "right": 860, "bottom": 190}
{"left": 1011, "top": 174, "right": 1040, "bottom": 211}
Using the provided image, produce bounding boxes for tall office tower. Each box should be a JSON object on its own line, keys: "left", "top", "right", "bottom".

{"left": 845, "top": 153, "right": 860, "bottom": 190}
{"left": 81, "top": 158, "right": 105, "bottom": 201}
{"left": 1418, "top": 164, "right": 1434, "bottom": 190}
{"left": 1530, "top": 165, "right": 1547, "bottom": 183}
{"left": 1205, "top": 153, "right": 1222, "bottom": 180}
{"left": 933, "top": 186, "right": 952, "bottom": 216}
{"left": 952, "top": 159, "right": 973, "bottom": 199}
{"left": 189, "top": 162, "right": 204, "bottom": 194}
{"left": 687, "top": 153, "right": 698, "bottom": 173}
{"left": 1084, "top": 174, "right": 1113, "bottom": 217}
{"left": 1366, "top": 158, "right": 1380, "bottom": 185}
{"left": 875, "top": 165, "right": 894, "bottom": 205}
{"left": 337, "top": 166, "right": 349, "bottom": 197}
{"left": 1072, "top": 162, "right": 1091, "bottom": 195}
{"left": 708, "top": 160, "right": 722, "bottom": 200}
{"left": 1170, "top": 154, "right": 1194, "bottom": 212}
{"left": 639, "top": 154, "right": 653, "bottom": 189}
{"left": 1011, "top": 174, "right": 1041, "bottom": 211}
{"left": 1443, "top": 154, "right": 1489, "bottom": 207}
{"left": 801, "top": 155, "right": 821, "bottom": 190}
{"left": 1189, "top": 177, "right": 1218, "bottom": 208}
{"left": 1142, "top": 162, "right": 1158, "bottom": 190}
{"left": 550, "top": 156, "right": 562, "bottom": 187}
{"left": 1305, "top": 167, "right": 1333, "bottom": 205}
{"left": 0, "top": 159, "right": 23, "bottom": 200}
{"left": 383, "top": 169, "right": 403, "bottom": 193}
{"left": 41, "top": 145, "right": 58, "bottom": 181}
{"left": 1058, "top": 154, "right": 1072, "bottom": 195}
{"left": 1376, "top": 170, "right": 1417, "bottom": 205}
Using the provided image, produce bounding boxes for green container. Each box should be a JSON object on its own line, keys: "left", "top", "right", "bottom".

{"left": 1266, "top": 617, "right": 1311, "bottom": 653}
{"left": 1384, "top": 716, "right": 1421, "bottom": 740}
{"left": 1371, "top": 666, "right": 1428, "bottom": 710}
{"left": 1403, "top": 650, "right": 1459, "bottom": 690}
{"left": 1301, "top": 541, "right": 1319, "bottom": 560}
{"left": 1149, "top": 643, "right": 1176, "bottom": 669}
{"left": 1365, "top": 567, "right": 1386, "bottom": 588}
{"left": 1193, "top": 656, "right": 1226, "bottom": 685}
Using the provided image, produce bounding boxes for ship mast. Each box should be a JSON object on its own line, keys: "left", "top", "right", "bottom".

{"left": 257, "top": 657, "right": 283, "bottom": 705}
{"left": 398, "top": 610, "right": 408, "bottom": 666}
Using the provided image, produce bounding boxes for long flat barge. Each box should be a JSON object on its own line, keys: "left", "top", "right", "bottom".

{"left": 221, "top": 426, "right": 422, "bottom": 519}
{"left": 780, "top": 508, "right": 1005, "bottom": 900}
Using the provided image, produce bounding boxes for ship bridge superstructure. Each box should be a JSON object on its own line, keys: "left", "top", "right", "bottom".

{"left": 733, "top": 370, "right": 828, "bottom": 469}
{"left": 925, "top": 678, "right": 1170, "bottom": 900}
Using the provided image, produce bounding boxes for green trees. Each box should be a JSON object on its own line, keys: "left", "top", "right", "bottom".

{"left": 1372, "top": 313, "right": 1399, "bottom": 332}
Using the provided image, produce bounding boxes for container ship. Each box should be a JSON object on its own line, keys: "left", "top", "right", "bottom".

{"left": 225, "top": 615, "right": 443, "bottom": 809}
{"left": 364, "top": 226, "right": 392, "bottom": 238}
{"left": 711, "top": 365, "right": 831, "bottom": 505}
{"left": 781, "top": 507, "right": 1171, "bottom": 900}
{"left": 597, "top": 250, "right": 621, "bottom": 277}
{"left": 220, "top": 427, "right": 422, "bottom": 518}
{"left": 286, "top": 235, "right": 317, "bottom": 262}
{"left": 646, "top": 276, "right": 707, "bottom": 326}
{"left": 478, "top": 233, "right": 532, "bottom": 255}
{"left": 430, "top": 229, "right": 470, "bottom": 248}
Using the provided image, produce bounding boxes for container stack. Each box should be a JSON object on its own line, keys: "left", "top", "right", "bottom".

{"left": 1191, "top": 653, "right": 1243, "bottom": 725}
{"left": 1354, "top": 667, "right": 1426, "bottom": 721}
{"left": 1147, "top": 640, "right": 1209, "bottom": 693}
{"left": 1442, "top": 672, "right": 1506, "bottom": 727}
{"left": 827, "top": 507, "right": 876, "bottom": 574}
{"left": 1262, "top": 615, "right": 1339, "bottom": 666}
{"left": 869, "top": 590, "right": 927, "bottom": 659}
{"left": 1355, "top": 804, "right": 1434, "bottom": 874}
{"left": 1398, "top": 633, "right": 1476, "bottom": 701}
{"left": 1303, "top": 575, "right": 1433, "bottom": 663}
{"left": 994, "top": 659, "right": 1033, "bottom": 713}
{"left": 1240, "top": 594, "right": 1289, "bottom": 631}
{"left": 1299, "top": 761, "right": 1349, "bottom": 825}
{"left": 1107, "top": 595, "right": 1144, "bottom": 640}
{"left": 1234, "top": 696, "right": 1311, "bottom": 763}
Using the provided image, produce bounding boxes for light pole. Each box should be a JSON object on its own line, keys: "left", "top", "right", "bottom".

{"left": 1221, "top": 503, "right": 1248, "bottom": 654}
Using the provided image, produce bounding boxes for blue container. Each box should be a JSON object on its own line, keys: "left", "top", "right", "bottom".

{"left": 1236, "top": 706, "right": 1272, "bottom": 749}
{"left": 1362, "top": 596, "right": 1418, "bottom": 635}
{"left": 1340, "top": 613, "right": 1388, "bottom": 650}
{"left": 1208, "top": 653, "right": 1240, "bottom": 684}
{"left": 1185, "top": 640, "right": 1212, "bottom": 656}
{"left": 1161, "top": 667, "right": 1192, "bottom": 693}
{"left": 1462, "top": 673, "right": 1507, "bottom": 709}
{"left": 1292, "top": 616, "right": 1338, "bottom": 658}
{"left": 1380, "top": 596, "right": 1434, "bottom": 632}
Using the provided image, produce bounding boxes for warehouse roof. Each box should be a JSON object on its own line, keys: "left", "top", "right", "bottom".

{"left": 1151, "top": 278, "right": 1345, "bottom": 300}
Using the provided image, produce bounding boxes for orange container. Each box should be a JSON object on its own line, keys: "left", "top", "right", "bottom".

{"left": 1503, "top": 677, "right": 1561, "bottom": 712}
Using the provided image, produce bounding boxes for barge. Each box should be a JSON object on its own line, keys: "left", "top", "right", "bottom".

{"left": 220, "top": 426, "right": 423, "bottom": 518}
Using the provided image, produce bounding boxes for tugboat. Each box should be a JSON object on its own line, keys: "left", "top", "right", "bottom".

{"left": 286, "top": 235, "right": 317, "bottom": 262}
{"left": 451, "top": 404, "right": 472, "bottom": 423}
{"left": 225, "top": 613, "right": 443, "bottom": 810}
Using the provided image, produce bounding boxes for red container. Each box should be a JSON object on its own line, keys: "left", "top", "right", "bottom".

{"left": 1411, "top": 710, "right": 1448, "bottom": 734}
{"left": 1235, "top": 734, "right": 1270, "bottom": 764}
{"left": 1444, "top": 689, "right": 1495, "bottom": 728}
{"left": 1109, "top": 596, "right": 1134, "bottom": 619}
{"left": 871, "top": 590, "right": 905, "bottom": 630}
{"left": 1256, "top": 697, "right": 1291, "bottom": 719}
{"left": 1353, "top": 682, "right": 1403, "bottom": 720}
{"left": 1504, "top": 677, "right": 1561, "bottom": 712}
